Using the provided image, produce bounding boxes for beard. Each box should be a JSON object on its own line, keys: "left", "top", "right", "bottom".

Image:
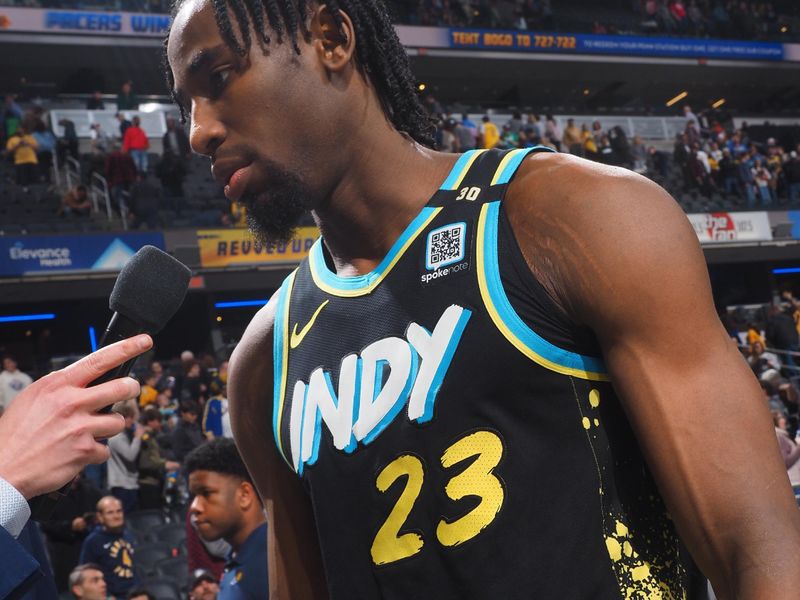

{"left": 242, "top": 159, "right": 310, "bottom": 245}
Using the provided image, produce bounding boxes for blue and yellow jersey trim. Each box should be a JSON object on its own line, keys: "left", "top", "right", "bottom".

{"left": 308, "top": 206, "right": 442, "bottom": 297}
{"left": 476, "top": 201, "right": 609, "bottom": 382}
{"left": 273, "top": 269, "right": 297, "bottom": 467}
{"left": 439, "top": 149, "right": 488, "bottom": 190}
{"left": 491, "top": 146, "right": 554, "bottom": 185}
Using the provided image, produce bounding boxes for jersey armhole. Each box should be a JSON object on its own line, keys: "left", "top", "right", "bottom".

{"left": 475, "top": 201, "right": 609, "bottom": 382}
{"left": 273, "top": 269, "right": 298, "bottom": 470}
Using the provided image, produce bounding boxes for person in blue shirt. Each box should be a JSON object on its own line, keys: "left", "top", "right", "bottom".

{"left": 78, "top": 496, "right": 139, "bottom": 598}
{"left": 185, "top": 439, "right": 268, "bottom": 599}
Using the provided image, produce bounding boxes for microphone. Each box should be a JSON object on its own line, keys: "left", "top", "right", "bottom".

{"left": 30, "top": 245, "right": 192, "bottom": 520}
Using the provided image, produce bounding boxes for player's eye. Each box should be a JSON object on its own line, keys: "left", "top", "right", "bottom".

{"left": 210, "top": 68, "right": 231, "bottom": 96}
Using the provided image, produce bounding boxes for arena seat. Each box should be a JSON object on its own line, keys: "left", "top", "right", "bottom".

{"left": 142, "top": 577, "right": 183, "bottom": 600}
{"left": 127, "top": 509, "right": 169, "bottom": 533}
{"left": 155, "top": 555, "right": 189, "bottom": 585}
{"left": 134, "top": 542, "right": 174, "bottom": 577}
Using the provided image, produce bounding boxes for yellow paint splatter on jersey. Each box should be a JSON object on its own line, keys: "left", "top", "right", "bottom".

{"left": 603, "top": 518, "right": 685, "bottom": 600}
{"left": 589, "top": 388, "right": 601, "bottom": 408}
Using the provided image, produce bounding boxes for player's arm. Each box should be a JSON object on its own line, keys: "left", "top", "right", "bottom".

{"left": 508, "top": 154, "right": 800, "bottom": 598}
{"left": 228, "top": 295, "right": 329, "bottom": 599}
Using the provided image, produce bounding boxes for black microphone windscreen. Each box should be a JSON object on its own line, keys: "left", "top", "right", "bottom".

{"left": 109, "top": 245, "right": 192, "bottom": 333}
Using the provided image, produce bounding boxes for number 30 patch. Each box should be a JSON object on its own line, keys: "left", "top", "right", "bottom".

{"left": 370, "top": 430, "right": 505, "bottom": 566}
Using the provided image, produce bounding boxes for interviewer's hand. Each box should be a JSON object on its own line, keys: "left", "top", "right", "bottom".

{"left": 0, "top": 334, "right": 153, "bottom": 499}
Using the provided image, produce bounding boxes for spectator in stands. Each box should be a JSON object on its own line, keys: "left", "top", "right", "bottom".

{"left": 562, "top": 118, "right": 582, "bottom": 156}
{"left": 0, "top": 354, "right": 32, "bottom": 414}
{"left": 749, "top": 340, "right": 783, "bottom": 378}
{"left": 507, "top": 111, "right": 523, "bottom": 134}
{"left": 5, "top": 125, "right": 38, "bottom": 190}
{"left": 544, "top": 115, "right": 561, "bottom": 151}
{"left": 719, "top": 148, "right": 739, "bottom": 195}
{"left": 3, "top": 94, "right": 23, "bottom": 138}
{"left": 187, "top": 512, "right": 228, "bottom": 582}
{"left": 123, "top": 116, "right": 150, "bottom": 175}
{"left": 79, "top": 496, "right": 139, "bottom": 598}
{"left": 581, "top": 124, "right": 598, "bottom": 160}
{"left": 116, "top": 81, "right": 139, "bottom": 111}
{"left": 31, "top": 119, "right": 56, "bottom": 183}
{"left": 107, "top": 401, "right": 143, "bottom": 513}
{"left": 752, "top": 157, "right": 773, "bottom": 205}
{"left": 631, "top": 135, "right": 648, "bottom": 173}
{"left": 106, "top": 142, "right": 138, "bottom": 213}
{"left": 57, "top": 118, "right": 79, "bottom": 165}
{"left": 439, "top": 118, "right": 459, "bottom": 152}
{"left": 772, "top": 411, "right": 800, "bottom": 487}
{"left": 203, "top": 386, "right": 229, "bottom": 440}
{"left": 139, "top": 373, "right": 158, "bottom": 407}
{"left": 524, "top": 114, "right": 541, "bottom": 145}
{"left": 478, "top": 115, "right": 499, "bottom": 149}
{"left": 787, "top": 151, "right": 800, "bottom": 204}
{"left": 127, "top": 172, "right": 161, "bottom": 229}
{"left": 189, "top": 571, "right": 221, "bottom": 600}
{"left": 453, "top": 116, "right": 475, "bottom": 152}
{"left": 60, "top": 184, "right": 93, "bottom": 218}
{"left": 126, "top": 589, "right": 156, "bottom": 600}
{"left": 162, "top": 116, "right": 191, "bottom": 157}
{"left": 138, "top": 407, "right": 181, "bottom": 510}
{"left": 86, "top": 91, "right": 105, "bottom": 111}
{"left": 460, "top": 113, "right": 478, "bottom": 147}
{"left": 116, "top": 113, "right": 132, "bottom": 138}
{"left": 767, "top": 304, "right": 799, "bottom": 371}
{"left": 186, "top": 439, "right": 268, "bottom": 599}
{"left": 40, "top": 474, "right": 102, "bottom": 593}
{"left": 172, "top": 400, "right": 205, "bottom": 462}
{"left": 68, "top": 564, "right": 107, "bottom": 600}
{"left": 90, "top": 122, "right": 113, "bottom": 156}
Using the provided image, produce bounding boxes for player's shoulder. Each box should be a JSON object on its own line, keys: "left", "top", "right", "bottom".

{"left": 506, "top": 151, "right": 692, "bottom": 251}
{"left": 229, "top": 292, "right": 280, "bottom": 378}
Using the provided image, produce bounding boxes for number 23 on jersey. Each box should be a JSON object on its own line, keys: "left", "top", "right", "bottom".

{"left": 371, "top": 430, "right": 505, "bottom": 566}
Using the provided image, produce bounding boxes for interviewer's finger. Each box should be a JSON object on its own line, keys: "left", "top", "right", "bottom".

{"left": 87, "top": 412, "right": 127, "bottom": 440}
{"left": 62, "top": 334, "right": 153, "bottom": 387}
{"left": 80, "top": 377, "right": 141, "bottom": 412}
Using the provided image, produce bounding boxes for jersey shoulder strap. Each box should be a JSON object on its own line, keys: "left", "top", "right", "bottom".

{"left": 429, "top": 146, "right": 556, "bottom": 208}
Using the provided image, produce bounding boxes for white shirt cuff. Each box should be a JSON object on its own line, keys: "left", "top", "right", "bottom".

{"left": 0, "top": 476, "right": 31, "bottom": 538}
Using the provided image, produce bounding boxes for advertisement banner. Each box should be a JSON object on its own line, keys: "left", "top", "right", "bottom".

{"left": 768, "top": 211, "right": 800, "bottom": 240}
{"left": 688, "top": 212, "right": 772, "bottom": 244}
{"left": 197, "top": 228, "right": 319, "bottom": 268}
{"left": 446, "top": 29, "right": 785, "bottom": 61}
{"left": 0, "top": 233, "right": 164, "bottom": 276}
{"left": 0, "top": 7, "right": 170, "bottom": 37}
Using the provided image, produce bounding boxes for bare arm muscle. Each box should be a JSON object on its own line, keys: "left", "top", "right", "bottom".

{"left": 229, "top": 295, "right": 329, "bottom": 599}
{"left": 507, "top": 154, "right": 800, "bottom": 598}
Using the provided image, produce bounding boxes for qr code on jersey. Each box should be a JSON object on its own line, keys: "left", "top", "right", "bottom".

{"left": 425, "top": 222, "right": 466, "bottom": 270}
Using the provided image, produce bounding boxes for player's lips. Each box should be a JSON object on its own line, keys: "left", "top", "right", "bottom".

{"left": 211, "top": 160, "right": 253, "bottom": 201}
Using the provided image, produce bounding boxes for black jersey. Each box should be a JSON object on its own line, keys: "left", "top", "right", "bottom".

{"left": 271, "top": 148, "right": 688, "bottom": 599}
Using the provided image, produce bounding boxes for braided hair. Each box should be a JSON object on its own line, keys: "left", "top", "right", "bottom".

{"left": 163, "top": 0, "right": 435, "bottom": 146}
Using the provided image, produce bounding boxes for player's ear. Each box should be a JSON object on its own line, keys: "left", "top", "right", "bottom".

{"left": 310, "top": 4, "right": 356, "bottom": 72}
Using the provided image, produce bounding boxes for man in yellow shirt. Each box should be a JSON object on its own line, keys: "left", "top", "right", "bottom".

{"left": 6, "top": 126, "right": 38, "bottom": 189}
{"left": 479, "top": 115, "right": 499, "bottom": 149}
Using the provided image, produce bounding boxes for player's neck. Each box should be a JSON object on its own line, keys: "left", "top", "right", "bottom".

{"left": 313, "top": 124, "right": 457, "bottom": 277}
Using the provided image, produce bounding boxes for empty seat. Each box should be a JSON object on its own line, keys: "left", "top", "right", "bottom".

{"left": 155, "top": 555, "right": 189, "bottom": 584}
{"left": 135, "top": 542, "right": 175, "bottom": 577}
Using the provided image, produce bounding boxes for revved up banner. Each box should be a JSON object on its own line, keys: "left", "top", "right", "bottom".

{"left": 197, "top": 227, "right": 319, "bottom": 268}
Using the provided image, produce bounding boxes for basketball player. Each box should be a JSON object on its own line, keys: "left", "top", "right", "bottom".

{"left": 165, "top": 0, "right": 800, "bottom": 596}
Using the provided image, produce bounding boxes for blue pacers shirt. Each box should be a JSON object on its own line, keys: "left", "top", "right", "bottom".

{"left": 219, "top": 522, "right": 268, "bottom": 599}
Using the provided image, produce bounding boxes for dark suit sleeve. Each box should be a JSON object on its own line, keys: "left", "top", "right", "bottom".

{"left": 0, "top": 525, "right": 42, "bottom": 600}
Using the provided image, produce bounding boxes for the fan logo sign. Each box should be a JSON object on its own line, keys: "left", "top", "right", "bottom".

{"left": 688, "top": 211, "right": 770, "bottom": 244}
{"left": 703, "top": 213, "right": 738, "bottom": 241}
{"left": 8, "top": 243, "right": 72, "bottom": 268}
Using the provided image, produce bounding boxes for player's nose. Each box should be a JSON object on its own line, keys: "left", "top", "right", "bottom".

{"left": 189, "top": 99, "right": 226, "bottom": 157}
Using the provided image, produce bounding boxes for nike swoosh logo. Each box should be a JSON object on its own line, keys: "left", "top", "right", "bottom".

{"left": 290, "top": 300, "right": 329, "bottom": 349}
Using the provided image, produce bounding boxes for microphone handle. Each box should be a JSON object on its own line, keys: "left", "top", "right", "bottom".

{"left": 29, "top": 313, "right": 146, "bottom": 521}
